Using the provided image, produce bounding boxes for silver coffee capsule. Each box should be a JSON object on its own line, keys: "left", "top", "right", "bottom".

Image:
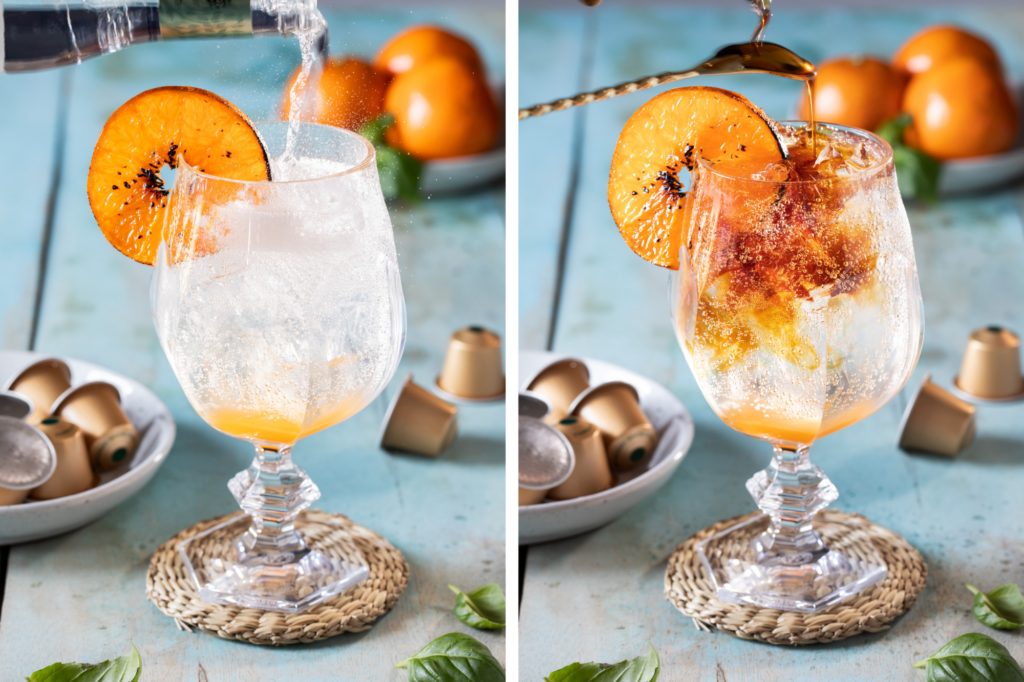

{"left": 519, "top": 391, "right": 552, "bottom": 420}
{"left": 0, "top": 416, "right": 57, "bottom": 506}
{"left": 518, "top": 417, "right": 574, "bottom": 506}
{"left": 0, "top": 391, "right": 33, "bottom": 420}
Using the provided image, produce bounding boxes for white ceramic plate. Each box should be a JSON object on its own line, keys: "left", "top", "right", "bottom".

{"left": 787, "top": 81, "right": 1024, "bottom": 196}
{"left": 419, "top": 80, "right": 505, "bottom": 194}
{"left": 0, "top": 351, "right": 176, "bottom": 545}
{"left": 519, "top": 351, "right": 694, "bottom": 545}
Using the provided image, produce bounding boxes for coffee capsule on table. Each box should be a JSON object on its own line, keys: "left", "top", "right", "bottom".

{"left": 380, "top": 374, "right": 458, "bottom": 457}
{"left": 547, "top": 416, "right": 613, "bottom": 500}
{"left": 519, "top": 391, "right": 552, "bottom": 420}
{"left": 436, "top": 326, "right": 505, "bottom": 401}
{"left": 52, "top": 381, "right": 138, "bottom": 471}
{"left": 0, "top": 416, "right": 56, "bottom": 506}
{"left": 569, "top": 381, "right": 657, "bottom": 472}
{"left": 0, "top": 391, "right": 33, "bottom": 420}
{"left": 953, "top": 326, "right": 1024, "bottom": 402}
{"left": 518, "top": 417, "right": 574, "bottom": 506}
{"left": 899, "top": 372, "right": 976, "bottom": 457}
{"left": 525, "top": 358, "right": 590, "bottom": 422}
{"left": 30, "top": 417, "right": 96, "bottom": 500}
{"left": 5, "top": 358, "right": 71, "bottom": 424}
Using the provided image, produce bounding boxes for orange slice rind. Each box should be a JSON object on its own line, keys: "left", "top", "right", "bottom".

{"left": 87, "top": 86, "right": 271, "bottom": 265}
{"left": 607, "top": 86, "right": 786, "bottom": 270}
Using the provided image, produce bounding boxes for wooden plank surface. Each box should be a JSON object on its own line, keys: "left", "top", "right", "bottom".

{"left": 520, "top": 6, "right": 1024, "bottom": 681}
{"left": 0, "top": 8, "right": 505, "bottom": 680}
{"left": 0, "top": 70, "right": 63, "bottom": 350}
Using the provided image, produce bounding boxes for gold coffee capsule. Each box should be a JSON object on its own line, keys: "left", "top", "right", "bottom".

{"left": 30, "top": 417, "right": 96, "bottom": 500}
{"left": 52, "top": 381, "right": 138, "bottom": 471}
{"left": 954, "top": 326, "right": 1024, "bottom": 401}
{"left": 899, "top": 372, "right": 977, "bottom": 457}
{"left": 436, "top": 326, "right": 505, "bottom": 401}
{"left": 518, "top": 417, "right": 574, "bottom": 506}
{"left": 569, "top": 381, "right": 657, "bottom": 471}
{"left": 380, "top": 374, "right": 458, "bottom": 457}
{"left": 5, "top": 358, "right": 71, "bottom": 424}
{"left": 547, "top": 416, "right": 613, "bottom": 500}
{"left": 0, "top": 416, "right": 56, "bottom": 506}
{"left": 525, "top": 358, "right": 590, "bottom": 422}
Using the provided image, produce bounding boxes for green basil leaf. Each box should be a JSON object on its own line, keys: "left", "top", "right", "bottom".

{"left": 27, "top": 663, "right": 87, "bottom": 682}
{"left": 359, "top": 114, "right": 423, "bottom": 203}
{"left": 875, "top": 114, "right": 941, "bottom": 203}
{"left": 968, "top": 584, "right": 1024, "bottom": 630}
{"left": 545, "top": 644, "right": 660, "bottom": 682}
{"left": 448, "top": 583, "right": 506, "bottom": 630}
{"left": 876, "top": 113, "right": 913, "bottom": 148}
{"left": 28, "top": 643, "right": 141, "bottom": 682}
{"left": 913, "top": 633, "right": 1024, "bottom": 682}
{"left": 396, "top": 632, "right": 505, "bottom": 682}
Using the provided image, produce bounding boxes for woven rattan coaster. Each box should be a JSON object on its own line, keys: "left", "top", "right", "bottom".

{"left": 146, "top": 509, "right": 408, "bottom": 646}
{"left": 665, "top": 510, "right": 926, "bottom": 645}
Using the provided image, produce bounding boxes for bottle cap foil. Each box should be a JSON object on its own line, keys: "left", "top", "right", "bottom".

{"left": 518, "top": 417, "right": 574, "bottom": 506}
{"left": 0, "top": 416, "right": 56, "bottom": 506}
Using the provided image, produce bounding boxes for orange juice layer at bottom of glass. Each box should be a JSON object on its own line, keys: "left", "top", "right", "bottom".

{"left": 202, "top": 397, "right": 365, "bottom": 446}
{"left": 717, "top": 400, "right": 884, "bottom": 445}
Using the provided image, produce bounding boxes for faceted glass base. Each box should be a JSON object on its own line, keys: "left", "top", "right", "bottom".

{"left": 178, "top": 514, "right": 369, "bottom": 613}
{"left": 696, "top": 513, "right": 886, "bottom": 613}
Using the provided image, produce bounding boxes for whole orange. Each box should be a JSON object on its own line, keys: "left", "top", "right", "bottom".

{"left": 798, "top": 55, "right": 906, "bottom": 131}
{"left": 383, "top": 57, "right": 499, "bottom": 160}
{"left": 281, "top": 56, "right": 388, "bottom": 130}
{"left": 902, "top": 57, "right": 1018, "bottom": 160}
{"left": 893, "top": 24, "right": 1002, "bottom": 77}
{"left": 375, "top": 25, "right": 485, "bottom": 78}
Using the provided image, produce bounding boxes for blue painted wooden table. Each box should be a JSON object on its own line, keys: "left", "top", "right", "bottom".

{"left": 520, "top": 6, "right": 1024, "bottom": 681}
{"left": 0, "top": 7, "right": 504, "bottom": 680}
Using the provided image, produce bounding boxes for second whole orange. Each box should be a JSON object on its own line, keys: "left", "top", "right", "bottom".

{"left": 903, "top": 57, "right": 1018, "bottom": 160}
{"left": 893, "top": 24, "right": 1002, "bottom": 77}
{"left": 375, "top": 25, "right": 485, "bottom": 78}
{"left": 383, "top": 57, "right": 499, "bottom": 161}
{"left": 281, "top": 56, "right": 388, "bottom": 131}
{"left": 798, "top": 56, "right": 906, "bottom": 132}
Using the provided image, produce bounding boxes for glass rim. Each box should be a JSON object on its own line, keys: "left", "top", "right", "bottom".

{"left": 176, "top": 120, "right": 376, "bottom": 185}
{"left": 694, "top": 121, "right": 894, "bottom": 185}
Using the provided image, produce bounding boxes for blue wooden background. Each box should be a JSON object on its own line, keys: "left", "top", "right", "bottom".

{"left": 0, "top": 6, "right": 505, "bottom": 680}
{"left": 520, "top": 6, "right": 1024, "bottom": 681}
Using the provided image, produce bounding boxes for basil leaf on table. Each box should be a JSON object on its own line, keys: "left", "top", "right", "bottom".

{"left": 396, "top": 632, "right": 505, "bottom": 682}
{"left": 448, "top": 583, "right": 506, "bottom": 630}
{"left": 968, "top": 584, "right": 1024, "bottom": 630}
{"left": 28, "top": 643, "right": 142, "bottom": 682}
{"left": 914, "top": 633, "right": 1023, "bottom": 682}
{"left": 546, "top": 643, "right": 660, "bottom": 682}
{"left": 875, "top": 113, "right": 941, "bottom": 203}
{"left": 358, "top": 114, "right": 423, "bottom": 203}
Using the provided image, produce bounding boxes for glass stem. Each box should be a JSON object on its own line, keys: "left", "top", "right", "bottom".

{"left": 746, "top": 443, "right": 838, "bottom": 563}
{"left": 228, "top": 444, "right": 320, "bottom": 556}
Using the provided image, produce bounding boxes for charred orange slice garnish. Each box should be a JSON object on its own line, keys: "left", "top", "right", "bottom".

{"left": 608, "top": 86, "right": 786, "bottom": 270}
{"left": 87, "top": 86, "right": 270, "bottom": 265}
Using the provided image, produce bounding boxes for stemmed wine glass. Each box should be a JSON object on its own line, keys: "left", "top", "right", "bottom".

{"left": 670, "top": 123, "right": 923, "bottom": 612}
{"left": 151, "top": 121, "right": 406, "bottom": 612}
